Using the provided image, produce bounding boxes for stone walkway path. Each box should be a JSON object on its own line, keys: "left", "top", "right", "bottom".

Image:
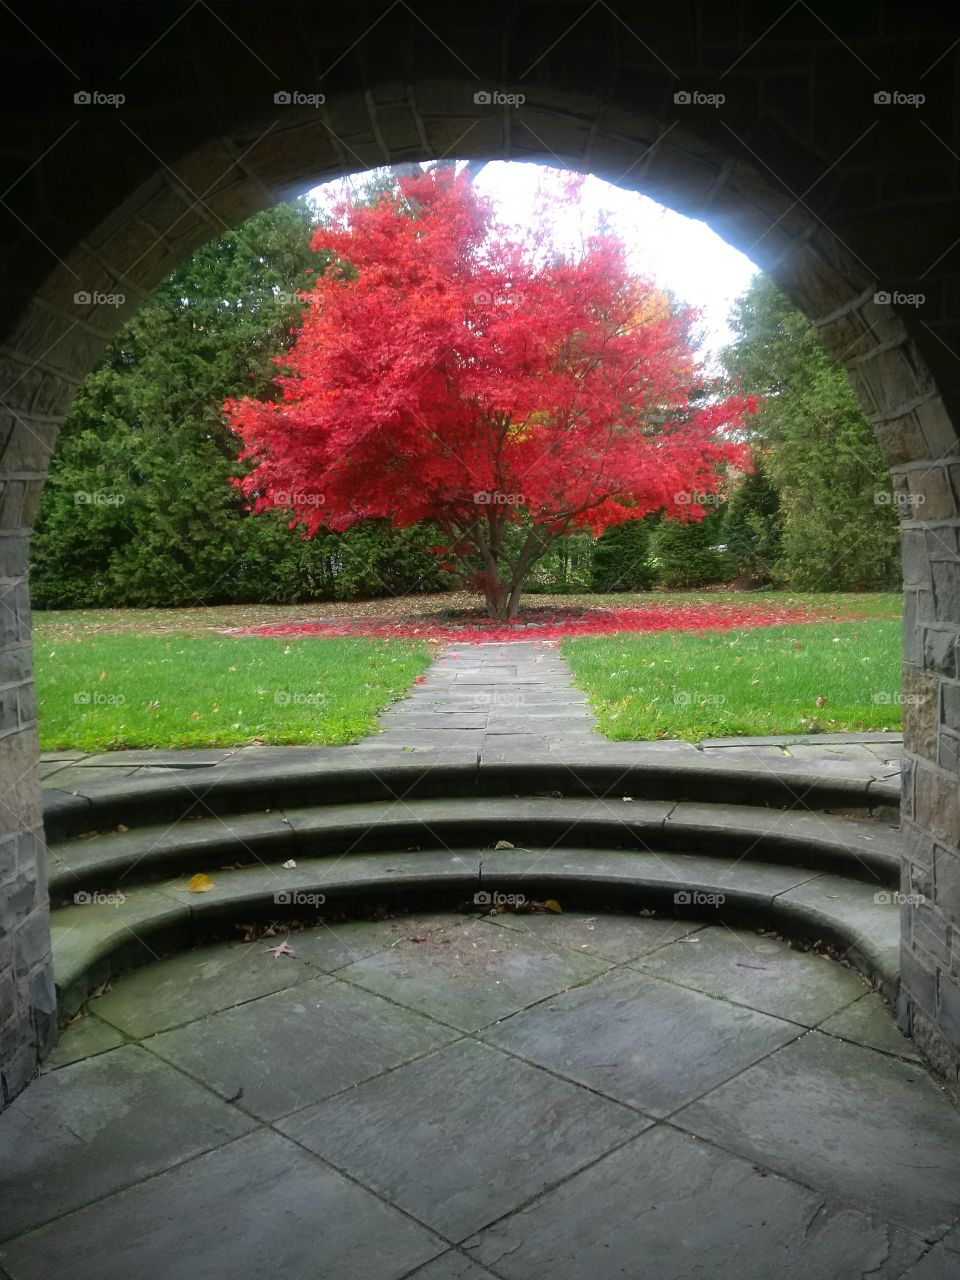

{"left": 3, "top": 912, "right": 957, "bottom": 1279}
{"left": 368, "top": 641, "right": 599, "bottom": 752}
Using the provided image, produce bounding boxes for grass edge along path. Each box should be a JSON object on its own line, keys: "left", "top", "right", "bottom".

{"left": 561, "top": 619, "right": 903, "bottom": 741}
{"left": 35, "top": 634, "right": 433, "bottom": 752}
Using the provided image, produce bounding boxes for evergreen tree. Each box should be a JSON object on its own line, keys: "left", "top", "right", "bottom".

{"left": 31, "top": 196, "right": 450, "bottom": 607}
{"left": 590, "top": 520, "right": 654, "bottom": 591}
{"left": 721, "top": 276, "right": 899, "bottom": 591}
{"left": 651, "top": 513, "right": 729, "bottom": 589}
{"left": 723, "top": 456, "right": 782, "bottom": 586}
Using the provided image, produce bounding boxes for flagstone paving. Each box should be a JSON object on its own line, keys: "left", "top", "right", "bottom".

{"left": 2, "top": 911, "right": 957, "bottom": 1279}
{"left": 368, "top": 641, "right": 600, "bottom": 752}
{"left": 23, "top": 639, "right": 924, "bottom": 1276}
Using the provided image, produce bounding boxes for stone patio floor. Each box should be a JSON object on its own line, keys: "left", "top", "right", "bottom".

{"left": 2, "top": 909, "right": 959, "bottom": 1279}
{"left": 15, "top": 638, "right": 933, "bottom": 1276}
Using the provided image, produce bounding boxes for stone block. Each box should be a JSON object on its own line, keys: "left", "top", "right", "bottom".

{"left": 923, "top": 626, "right": 958, "bottom": 680}
{"left": 902, "top": 528, "right": 932, "bottom": 586}
{"left": 902, "top": 668, "right": 939, "bottom": 759}
{"left": 934, "top": 846, "right": 960, "bottom": 915}
{"left": 911, "top": 468, "right": 957, "bottom": 518}
{"left": 914, "top": 762, "right": 960, "bottom": 844}
{"left": 933, "top": 561, "right": 960, "bottom": 622}
{"left": 900, "top": 944, "right": 937, "bottom": 1019}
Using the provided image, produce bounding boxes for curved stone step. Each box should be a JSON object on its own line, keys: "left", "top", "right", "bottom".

{"left": 46, "top": 796, "right": 900, "bottom": 898}
{"left": 41, "top": 748, "right": 900, "bottom": 840}
{"left": 49, "top": 846, "right": 901, "bottom": 1023}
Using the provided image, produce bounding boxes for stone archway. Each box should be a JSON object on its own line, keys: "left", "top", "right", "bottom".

{"left": 1, "top": 1, "right": 958, "bottom": 1106}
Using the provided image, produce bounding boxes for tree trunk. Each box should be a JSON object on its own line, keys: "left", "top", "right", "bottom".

{"left": 484, "top": 580, "right": 510, "bottom": 621}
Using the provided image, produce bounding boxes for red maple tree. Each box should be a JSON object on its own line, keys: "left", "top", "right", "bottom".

{"left": 226, "top": 167, "right": 755, "bottom": 619}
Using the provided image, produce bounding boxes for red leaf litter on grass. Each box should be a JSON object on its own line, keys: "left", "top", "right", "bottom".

{"left": 232, "top": 602, "right": 838, "bottom": 644}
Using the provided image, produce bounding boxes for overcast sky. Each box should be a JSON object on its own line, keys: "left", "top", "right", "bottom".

{"left": 311, "top": 160, "right": 759, "bottom": 365}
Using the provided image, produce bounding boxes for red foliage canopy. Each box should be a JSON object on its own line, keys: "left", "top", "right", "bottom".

{"left": 225, "top": 168, "right": 755, "bottom": 615}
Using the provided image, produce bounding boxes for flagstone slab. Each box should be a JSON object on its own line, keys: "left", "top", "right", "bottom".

{"left": 0, "top": 1045, "right": 254, "bottom": 1242}
{"left": 88, "top": 937, "right": 320, "bottom": 1038}
{"left": 280, "top": 1038, "right": 650, "bottom": 1239}
{"left": 632, "top": 924, "right": 870, "bottom": 1024}
{"left": 336, "top": 919, "right": 609, "bottom": 1031}
{"left": 78, "top": 749, "right": 239, "bottom": 768}
{"left": 463, "top": 1125, "right": 928, "bottom": 1280}
{"left": 405, "top": 1253, "right": 501, "bottom": 1279}
{"left": 42, "top": 1011, "right": 126, "bottom": 1068}
{"left": 817, "top": 991, "right": 921, "bottom": 1060}
{"left": 481, "top": 909, "right": 702, "bottom": 962}
{"left": 0, "top": 1129, "right": 444, "bottom": 1280}
{"left": 896, "top": 1244, "right": 960, "bottom": 1278}
{"left": 289, "top": 911, "right": 474, "bottom": 972}
{"left": 483, "top": 966, "right": 801, "bottom": 1115}
{"left": 672, "top": 1030, "right": 960, "bottom": 1234}
{"left": 145, "top": 975, "right": 459, "bottom": 1120}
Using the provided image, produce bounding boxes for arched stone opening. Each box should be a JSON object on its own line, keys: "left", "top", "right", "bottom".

{"left": 1, "top": 1, "right": 958, "bottom": 1106}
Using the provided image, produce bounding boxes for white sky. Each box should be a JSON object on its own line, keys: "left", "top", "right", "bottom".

{"left": 311, "top": 161, "right": 759, "bottom": 365}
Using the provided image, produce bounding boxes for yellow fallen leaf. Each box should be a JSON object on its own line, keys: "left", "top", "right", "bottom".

{"left": 543, "top": 899, "right": 563, "bottom": 914}
{"left": 188, "top": 873, "right": 215, "bottom": 893}
{"left": 494, "top": 840, "right": 515, "bottom": 850}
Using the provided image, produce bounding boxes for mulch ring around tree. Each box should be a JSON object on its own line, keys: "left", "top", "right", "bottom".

{"left": 229, "top": 602, "right": 844, "bottom": 644}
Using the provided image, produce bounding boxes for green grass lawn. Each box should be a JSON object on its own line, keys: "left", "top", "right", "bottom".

{"left": 562, "top": 619, "right": 903, "bottom": 740}
{"left": 35, "top": 634, "right": 432, "bottom": 751}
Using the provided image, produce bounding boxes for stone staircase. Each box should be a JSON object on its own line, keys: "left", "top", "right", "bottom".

{"left": 42, "top": 742, "right": 904, "bottom": 1023}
